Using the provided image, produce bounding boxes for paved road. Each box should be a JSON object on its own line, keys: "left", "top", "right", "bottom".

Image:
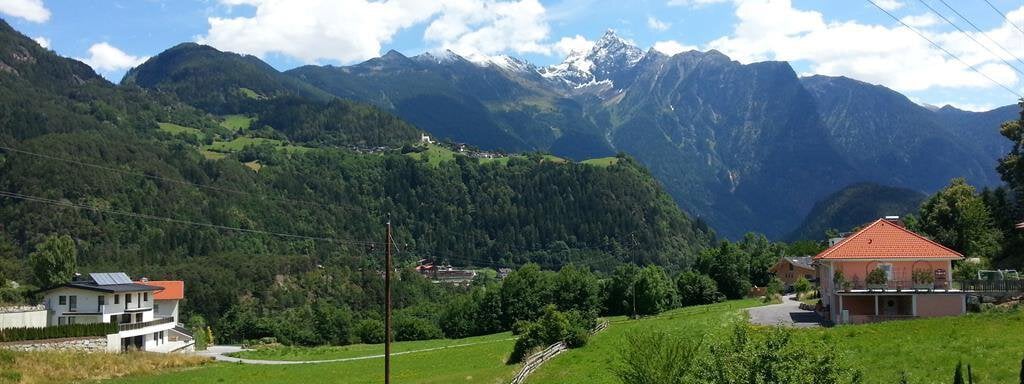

{"left": 195, "top": 338, "right": 515, "bottom": 365}
{"left": 747, "top": 294, "right": 825, "bottom": 328}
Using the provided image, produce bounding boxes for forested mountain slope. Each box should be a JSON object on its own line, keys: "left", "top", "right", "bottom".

{"left": 0, "top": 19, "right": 713, "bottom": 326}
{"left": 786, "top": 183, "right": 927, "bottom": 241}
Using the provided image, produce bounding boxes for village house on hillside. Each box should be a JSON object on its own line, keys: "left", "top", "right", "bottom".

{"left": 816, "top": 218, "right": 965, "bottom": 324}
{"left": 2, "top": 273, "right": 194, "bottom": 353}
{"left": 770, "top": 256, "right": 815, "bottom": 290}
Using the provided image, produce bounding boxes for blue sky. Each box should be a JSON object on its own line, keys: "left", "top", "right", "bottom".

{"left": 4, "top": 0, "right": 1024, "bottom": 111}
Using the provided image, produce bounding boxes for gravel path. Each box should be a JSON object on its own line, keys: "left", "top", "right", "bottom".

{"left": 747, "top": 294, "right": 825, "bottom": 328}
{"left": 195, "top": 338, "right": 515, "bottom": 365}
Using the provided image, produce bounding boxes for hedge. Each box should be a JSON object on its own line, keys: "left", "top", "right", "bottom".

{"left": 0, "top": 323, "right": 118, "bottom": 342}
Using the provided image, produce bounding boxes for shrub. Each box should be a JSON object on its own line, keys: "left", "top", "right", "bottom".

{"left": 393, "top": 314, "right": 443, "bottom": 342}
{"left": 354, "top": 319, "right": 385, "bottom": 344}
{"left": 0, "top": 323, "right": 117, "bottom": 342}
{"left": 613, "top": 331, "right": 701, "bottom": 384}
{"left": 677, "top": 271, "right": 724, "bottom": 307}
{"left": 564, "top": 326, "right": 589, "bottom": 348}
{"left": 866, "top": 268, "right": 888, "bottom": 286}
{"left": 793, "top": 277, "right": 812, "bottom": 298}
{"left": 912, "top": 269, "right": 935, "bottom": 284}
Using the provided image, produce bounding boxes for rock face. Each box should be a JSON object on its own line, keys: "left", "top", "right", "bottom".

{"left": 0, "top": 337, "right": 108, "bottom": 352}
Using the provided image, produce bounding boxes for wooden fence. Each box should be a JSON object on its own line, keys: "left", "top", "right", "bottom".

{"left": 508, "top": 321, "right": 609, "bottom": 384}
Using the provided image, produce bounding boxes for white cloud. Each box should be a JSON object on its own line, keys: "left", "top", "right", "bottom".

{"left": 874, "top": 0, "right": 904, "bottom": 11}
{"left": 653, "top": 40, "right": 697, "bottom": 55}
{"left": 899, "top": 13, "right": 939, "bottom": 28}
{"left": 667, "top": 0, "right": 729, "bottom": 7}
{"left": 200, "top": 0, "right": 554, "bottom": 65}
{"left": 706, "top": 0, "right": 1023, "bottom": 93}
{"left": 552, "top": 34, "right": 594, "bottom": 57}
{"left": 424, "top": 0, "right": 551, "bottom": 58}
{"left": 77, "top": 42, "right": 148, "bottom": 73}
{"left": 32, "top": 36, "right": 49, "bottom": 49}
{"left": 0, "top": 0, "right": 50, "bottom": 23}
{"left": 647, "top": 16, "right": 670, "bottom": 32}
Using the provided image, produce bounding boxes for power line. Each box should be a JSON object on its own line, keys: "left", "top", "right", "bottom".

{"left": 866, "top": 0, "right": 1023, "bottom": 98}
{"left": 937, "top": 0, "right": 1024, "bottom": 70}
{"left": 919, "top": 0, "right": 1024, "bottom": 77}
{"left": 0, "top": 190, "right": 381, "bottom": 247}
{"left": 0, "top": 145, "right": 380, "bottom": 218}
{"left": 981, "top": 0, "right": 1024, "bottom": 36}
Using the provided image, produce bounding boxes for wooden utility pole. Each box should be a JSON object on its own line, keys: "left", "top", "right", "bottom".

{"left": 384, "top": 216, "right": 393, "bottom": 384}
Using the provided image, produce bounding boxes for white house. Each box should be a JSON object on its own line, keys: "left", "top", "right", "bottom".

{"left": 135, "top": 279, "right": 193, "bottom": 346}
{"left": 39, "top": 273, "right": 187, "bottom": 352}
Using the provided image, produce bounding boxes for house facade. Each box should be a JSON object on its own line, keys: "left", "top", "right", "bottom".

{"left": 40, "top": 273, "right": 184, "bottom": 352}
{"left": 815, "top": 219, "right": 966, "bottom": 324}
{"left": 136, "top": 279, "right": 193, "bottom": 346}
{"left": 769, "top": 256, "right": 815, "bottom": 289}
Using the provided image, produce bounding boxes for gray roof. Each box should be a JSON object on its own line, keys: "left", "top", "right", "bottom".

{"left": 785, "top": 256, "right": 814, "bottom": 270}
{"left": 41, "top": 272, "right": 163, "bottom": 293}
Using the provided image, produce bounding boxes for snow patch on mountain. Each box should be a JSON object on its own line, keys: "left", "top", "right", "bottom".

{"left": 540, "top": 29, "right": 645, "bottom": 89}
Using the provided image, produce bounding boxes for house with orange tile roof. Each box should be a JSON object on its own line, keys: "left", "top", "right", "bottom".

{"left": 815, "top": 217, "right": 966, "bottom": 324}
{"left": 137, "top": 279, "right": 193, "bottom": 350}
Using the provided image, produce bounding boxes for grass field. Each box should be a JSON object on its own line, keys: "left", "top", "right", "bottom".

{"left": 232, "top": 332, "right": 512, "bottom": 361}
{"left": 157, "top": 122, "right": 204, "bottom": 140}
{"left": 796, "top": 309, "right": 1024, "bottom": 383}
{"left": 528, "top": 300, "right": 762, "bottom": 384}
{"left": 580, "top": 157, "right": 619, "bottom": 167}
{"left": 108, "top": 333, "right": 519, "bottom": 384}
{"left": 407, "top": 144, "right": 567, "bottom": 167}
{"left": 220, "top": 115, "right": 254, "bottom": 132}
{"left": 2, "top": 350, "right": 207, "bottom": 383}
{"left": 203, "top": 137, "right": 312, "bottom": 154}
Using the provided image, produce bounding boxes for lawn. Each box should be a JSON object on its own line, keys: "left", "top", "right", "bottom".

{"left": 220, "top": 114, "right": 254, "bottom": 132}
{"left": 203, "top": 137, "right": 312, "bottom": 154}
{"left": 157, "top": 122, "right": 204, "bottom": 140}
{"left": 528, "top": 299, "right": 762, "bottom": 384}
{"left": 106, "top": 333, "right": 519, "bottom": 384}
{"left": 232, "top": 332, "right": 513, "bottom": 361}
{"left": 1, "top": 350, "right": 207, "bottom": 383}
{"left": 580, "top": 157, "right": 619, "bottom": 167}
{"left": 794, "top": 309, "right": 1024, "bottom": 383}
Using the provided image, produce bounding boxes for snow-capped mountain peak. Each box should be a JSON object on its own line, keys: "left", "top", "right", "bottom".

{"left": 540, "top": 29, "right": 645, "bottom": 88}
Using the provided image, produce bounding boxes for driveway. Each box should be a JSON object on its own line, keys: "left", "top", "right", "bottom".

{"left": 747, "top": 294, "right": 825, "bottom": 328}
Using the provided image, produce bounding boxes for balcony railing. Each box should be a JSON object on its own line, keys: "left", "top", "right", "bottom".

{"left": 835, "top": 279, "right": 1024, "bottom": 293}
{"left": 117, "top": 316, "right": 174, "bottom": 332}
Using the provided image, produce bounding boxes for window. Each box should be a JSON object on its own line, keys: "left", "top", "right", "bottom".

{"left": 58, "top": 296, "right": 66, "bottom": 305}
{"left": 68, "top": 316, "right": 76, "bottom": 325}
{"left": 114, "top": 294, "right": 120, "bottom": 304}
{"left": 135, "top": 313, "right": 142, "bottom": 322}
{"left": 126, "top": 294, "right": 132, "bottom": 303}
{"left": 110, "top": 315, "right": 116, "bottom": 323}
{"left": 789, "top": 263, "right": 794, "bottom": 271}
{"left": 154, "top": 303, "right": 160, "bottom": 313}
{"left": 58, "top": 317, "right": 65, "bottom": 325}
{"left": 143, "top": 292, "right": 148, "bottom": 301}
{"left": 98, "top": 295, "right": 105, "bottom": 306}
{"left": 154, "top": 332, "right": 159, "bottom": 341}
{"left": 68, "top": 296, "right": 77, "bottom": 311}
{"left": 878, "top": 263, "right": 894, "bottom": 280}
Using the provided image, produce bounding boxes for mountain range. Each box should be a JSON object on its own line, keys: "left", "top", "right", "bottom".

{"left": 124, "top": 29, "right": 1019, "bottom": 239}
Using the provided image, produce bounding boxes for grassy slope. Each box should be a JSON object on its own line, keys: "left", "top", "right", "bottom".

{"left": 580, "top": 157, "right": 619, "bottom": 167}
{"left": 220, "top": 114, "right": 254, "bottom": 132}
{"left": 108, "top": 333, "right": 519, "bottom": 384}
{"left": 5, "top": 350, "right": 207, "bottom": 383}
{"left": 157, "top": 122, "right": 204, "bottom": 139}
{"left": 529, "top": 300, "right": 762, "bottom": 384}
{"left": 202, "top": 137, "right": 312, "bottom": 154}
{"left": 796, "top": 310, "right": 1024, "bottom": 383}
{"left": 233, "top": 332, "right": 512, "bottom": 361}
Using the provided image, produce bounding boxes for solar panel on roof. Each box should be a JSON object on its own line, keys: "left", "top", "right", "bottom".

{"left": 90, "top": 273, "right": 115, "bottom": 285}
{"left": 110, "top": 273, "right": 132, "bottom": 284}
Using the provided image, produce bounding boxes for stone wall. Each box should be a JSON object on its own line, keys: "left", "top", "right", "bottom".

{"left": 0, "top": 337, "right": 108, "bottom": 352}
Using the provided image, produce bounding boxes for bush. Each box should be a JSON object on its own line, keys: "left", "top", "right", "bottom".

{"left": 564, "top": 325, "right": 589, "bottom": 348}
{"left": 354, "top": 319, "right": 385, "bottom": 344}
{"left": 613, "top": 331, "right": 701, "bottom": 384}
{"left": 0, "top": 323, "right": 117, "bottom": 342}
{"left": 866, "top": 268, "right": 888, "bottom": 285}
{"left": 394, "top": 314, "right": 443, "bottom": 342}
{"left": 677, "top": 271, "right": 724, "bottom": 306}
{"left": 912, "top": 269, "right": 935, "bottom": 284}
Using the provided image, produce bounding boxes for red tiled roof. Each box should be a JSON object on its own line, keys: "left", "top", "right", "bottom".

{"left": 813, "top": 219, "right": 964, "bottom": 260}
{"left": 136, "top": 280, "right": 184, "bottom": 300}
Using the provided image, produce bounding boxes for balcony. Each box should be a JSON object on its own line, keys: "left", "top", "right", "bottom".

{"left": 834, "top": 279, "right": 1024, "bottom": 294}
{"left": 117, "top": 316, "right": 174, "bottom": 332}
